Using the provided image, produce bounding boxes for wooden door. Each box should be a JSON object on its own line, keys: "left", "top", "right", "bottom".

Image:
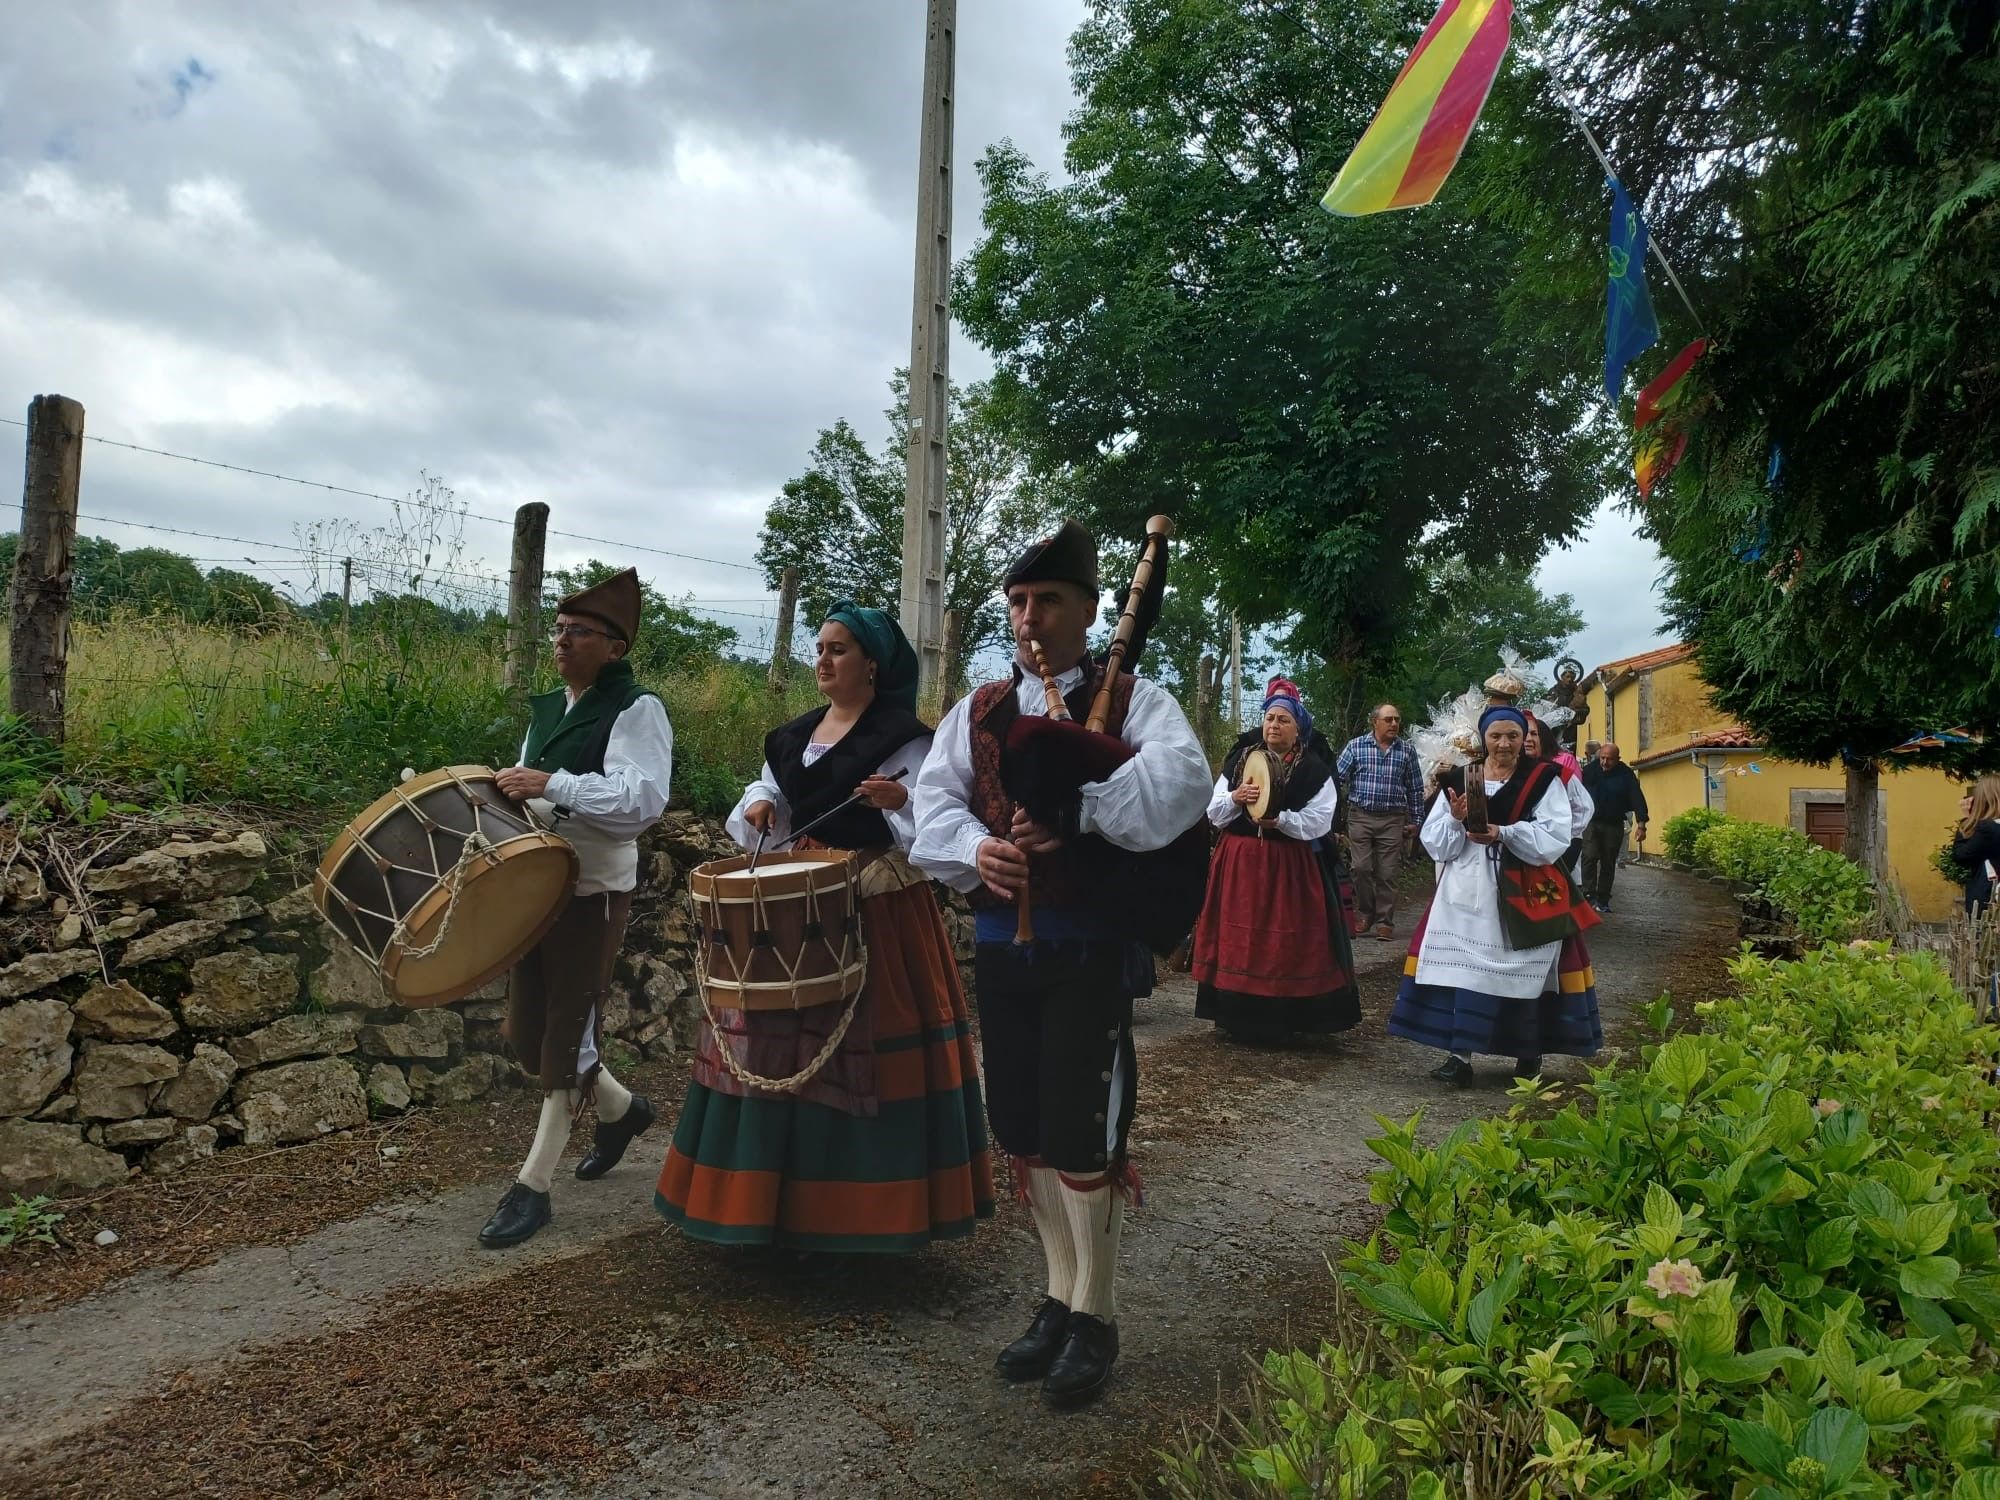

{"left": 1804, "top": 802, "right": 1846, "bottom": 854}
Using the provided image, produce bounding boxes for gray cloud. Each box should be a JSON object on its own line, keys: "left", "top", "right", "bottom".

{"left": 1, "top": 1, "right": 1662, "bottom": 665}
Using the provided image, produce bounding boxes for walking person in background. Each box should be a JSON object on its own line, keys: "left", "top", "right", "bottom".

{"left": 1952, "top": 775, "right": 2000, "bottom": 917}
{"left": 1525, "top": 714, "right": 1591, "bottom": 881}
{"left": 1579, "top": 742, "right": 1648, "bottom": 913}
{"left": 1336, "top": 704, "right": 1425, "bottom": 940}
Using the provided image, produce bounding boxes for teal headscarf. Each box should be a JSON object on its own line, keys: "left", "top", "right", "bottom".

{"left": 823, "top": 600, "right": 920, "bottom": 713}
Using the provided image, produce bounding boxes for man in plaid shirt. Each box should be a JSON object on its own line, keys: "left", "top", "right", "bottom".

{"left": 1335, "top": 705, "right": 1425, "bottom": 939}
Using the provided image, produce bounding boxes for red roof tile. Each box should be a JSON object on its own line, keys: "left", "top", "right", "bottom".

{"left": 1633, "top": 726, "right": 1761, "bottom": 769}
{"left": 1590, "top": 642, "right": 1693, "bottom": 679}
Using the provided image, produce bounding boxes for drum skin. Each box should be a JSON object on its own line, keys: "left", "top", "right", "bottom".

{"left": 1239, "top": 748, "right": 1288, "bottom": 822}
{"left": 313, "top": 766, "right": 577, "bottom": 1009}
{"left": 688, "top": 850, "right": 866, "bottom": 1012}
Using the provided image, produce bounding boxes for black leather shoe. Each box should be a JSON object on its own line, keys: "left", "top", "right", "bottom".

{"left": 478, "top": 1182, "right": 552, "bottom": 1248}
{"left": 1515, "top": 1056, "right": 1543, "bottom": 1079}
{"left": 1043, "top": 1312, "right": 1119, "bottom": 1409}
{"left": 1428, "top": 1056, "right": 1474, "bottom": 1087}
{"left": 997, "top": 1297, "right": 1071, "bottom": 1382}
{"left": 575, "top": 1093, "right": 657, "bottom": 1181}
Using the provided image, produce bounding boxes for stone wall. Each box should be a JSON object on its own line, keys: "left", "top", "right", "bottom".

{"left": 0, "top": 808, "right": 757, "bottom": 1199}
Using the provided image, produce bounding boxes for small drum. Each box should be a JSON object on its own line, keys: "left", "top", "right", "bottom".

{"left": 313, "top": 766, "right": 577, "bottom": 1008}
{"left": 688, "top": 850, "right": 866, "bottom": 1012}
{"left": 1238, "top": 747, "right": 1287, "bottom": 821}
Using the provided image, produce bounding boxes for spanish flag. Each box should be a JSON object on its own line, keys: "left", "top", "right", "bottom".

{"left": 1321, "top": 0, "right": 1514, "bottom": 217}
{"left": 1634, "top": 338, "right": 1708, "bottom": 498}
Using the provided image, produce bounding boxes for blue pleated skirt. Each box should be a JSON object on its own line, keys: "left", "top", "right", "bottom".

{"left": 1386, "top": 902, "right": 1602, "bottom": 1058}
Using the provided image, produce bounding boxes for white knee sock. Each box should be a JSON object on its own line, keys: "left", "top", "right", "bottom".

{"left": 517, "top": 1089, "right": 576, "bottom": 1194}
{"left": 1059, "top": 1177, "right": 1124, "bottom": 1323}
{"left": 593, "top": 1064, "right": 632, "bottom": 1125}
{"left": 1026, "top": 1165, "right": 1078, "bottom": 1307}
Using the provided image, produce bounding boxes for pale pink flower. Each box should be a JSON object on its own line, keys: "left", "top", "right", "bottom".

{"left": 1815, "top": 1098, "right": 1843, "bottom": 1116}
{"left": 1922, "top": 1096, "right": 1942, "bottom": 1112}
{"left": 1644, "top": 1259, "right": 1705, "bottom": 1298}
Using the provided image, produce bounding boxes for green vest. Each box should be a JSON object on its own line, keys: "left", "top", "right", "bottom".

{"left": 522, "top": 659, "right": 656, "bottom": 776}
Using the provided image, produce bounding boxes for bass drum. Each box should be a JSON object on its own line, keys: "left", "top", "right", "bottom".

{"left": 313, "top": 766, "right": 577, "bottom": 1008}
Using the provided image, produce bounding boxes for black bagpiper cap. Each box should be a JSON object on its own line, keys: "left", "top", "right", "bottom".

{"left": 1002, "top": 519, "right": 1098, "bottom": 594}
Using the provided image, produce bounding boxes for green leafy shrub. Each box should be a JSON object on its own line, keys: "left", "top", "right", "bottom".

{"left": 1934, "top": 836, "right": 1974, "bottom": 889}
{"left": 0, "top": 1195, "right": 64, "bottom": 1253}
{"left": 1688, "top": 817, "right": 1877, "bottom": 944}
{"left": 1161, "top": 944, "right": 2000, "bottom": 1498}
{"left": 1662, "top": 806, "right": 1729, "bottom": 863}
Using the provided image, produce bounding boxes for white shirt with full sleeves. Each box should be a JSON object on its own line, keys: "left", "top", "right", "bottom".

{"left": 1204, "top": 770, "right": 1338, "bottom": 842}
{"left": 910, "top": 664, "right": 1211, "bottom": 896}
{"left": 724, "top": 735, "right": 932, "bottom": 855}
{"left": 519, "top": 693, "right": 674, "bottom": 896}
{"left": 1413, "top": 771, "right": 1575, "bottom": 1000}
{"left": 1563, "top": 773, "right": 1595, "bottom": 834}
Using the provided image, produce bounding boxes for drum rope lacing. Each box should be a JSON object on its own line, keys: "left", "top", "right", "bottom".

{"left": 324, "top": 768, "right": 532, "bottom": 965}
{"left": 691, "top": 857, "right": 867, "bottom": 1094}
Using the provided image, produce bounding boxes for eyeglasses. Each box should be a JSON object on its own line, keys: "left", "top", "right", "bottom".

{"left": 549, "top": 624, "right": 612, "bottom": 643}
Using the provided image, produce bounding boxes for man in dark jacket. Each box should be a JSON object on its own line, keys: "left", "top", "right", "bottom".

{"left": 1579, "top": 742, "right": 1649, "bottom": 912}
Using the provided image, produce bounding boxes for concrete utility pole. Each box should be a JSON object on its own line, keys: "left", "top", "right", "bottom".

{"left": 899, "top": 0, "right": 956, "bottom": 700}
{"left": 1230, "top": 613, "right": 1243, "bottom": 734}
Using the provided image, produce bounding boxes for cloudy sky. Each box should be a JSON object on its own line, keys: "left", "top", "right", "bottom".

{"left": 0, "top": 1, "right": 1667, "bottom": 676}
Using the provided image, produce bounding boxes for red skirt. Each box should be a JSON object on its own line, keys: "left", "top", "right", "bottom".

{"left": 1192, "top": 833, "right": 1350, "bottom": 999}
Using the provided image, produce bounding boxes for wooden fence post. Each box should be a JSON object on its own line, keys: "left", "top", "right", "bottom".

{"left": 768, "top": 566, "right": 799, "bottom": 694}
{"left": 505, "top": 503, "right": 549, "bottom": 691}
{"left": 9, "top": 395, "right": 84, "bottom": 744}
{"left": 940, "top": 606, "right": 963, "bottom": 711}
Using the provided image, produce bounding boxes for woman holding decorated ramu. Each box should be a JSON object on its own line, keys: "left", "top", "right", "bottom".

{"left": 1388, "top": 704, "right": 1602, "bottom": 1087}
{"left": 655, "top": 602, "right": 995, "bottom": 1252}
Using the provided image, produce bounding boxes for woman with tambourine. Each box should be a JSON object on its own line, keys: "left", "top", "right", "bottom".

{"left": 1388, "top": 704, "right": 1602, "bottom": 1088}
{"left": 654, "top": 601, "right": 995, "bottom": 1254}
{"left": 1189, "top": 677, "right": 1362, "bottom": 1044}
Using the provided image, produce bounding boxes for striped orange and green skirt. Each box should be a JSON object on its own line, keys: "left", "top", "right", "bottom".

{"left": 655, "top": 878, "right": 995, "bottom": 1253}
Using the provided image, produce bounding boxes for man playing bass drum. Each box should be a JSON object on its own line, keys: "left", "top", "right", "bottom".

{"left": 911, "top": 519, "right": 1210, "bottom": 1410}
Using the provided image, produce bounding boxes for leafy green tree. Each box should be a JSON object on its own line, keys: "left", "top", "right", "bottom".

{"left": 200, "top": 568, "right": 287, "bottom": 627}
{"left": 954, "top": 0, "right": 1607, "bottom": 682}
{"left": 546, "top": 560, "right": 737, "bottom": 680}
{"left": 756, "top": 374, "right": 1062, "bottom": 698}
{"left": 1486, "top": 0, "right": 2000, "bottom": 873}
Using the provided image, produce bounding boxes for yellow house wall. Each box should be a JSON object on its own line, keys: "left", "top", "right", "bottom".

{"left": 1635, "top": 750, "right": 1965, "bottom": 922}
{"left": 1647, "top": 660, "right": 1720, "bottom": 749}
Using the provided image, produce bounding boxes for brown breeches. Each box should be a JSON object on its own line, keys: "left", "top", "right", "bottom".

{"left": 506, "top": 889, "right": 633, "bottom": 1093}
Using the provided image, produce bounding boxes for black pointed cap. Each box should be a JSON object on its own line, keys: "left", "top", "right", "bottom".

{"left": 1002, "top": 519, "right": 1098, "bottom": 594}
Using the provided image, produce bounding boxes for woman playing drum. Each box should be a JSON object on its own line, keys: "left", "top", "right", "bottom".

{"left": 655, "top": 602, "right": 995, "bottom": 1253}
{"left": 1189, "top": 677, "right": 1361, "bottom": 1045}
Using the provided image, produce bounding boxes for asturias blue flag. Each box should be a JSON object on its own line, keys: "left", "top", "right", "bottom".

{"left": 1604, "top": 178, "right": 1659, "bottom": 404}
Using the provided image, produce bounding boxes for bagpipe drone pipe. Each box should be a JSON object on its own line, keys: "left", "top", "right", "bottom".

{"left": 1001, "top": 516, "right": 1209, "bottom": 955}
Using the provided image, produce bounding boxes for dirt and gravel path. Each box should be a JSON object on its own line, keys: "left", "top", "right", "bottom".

{"left": 0, "top": 863, "right": 1736, "bottom": 1499}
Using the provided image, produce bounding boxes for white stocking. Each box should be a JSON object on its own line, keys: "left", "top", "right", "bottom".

{"left": 1060, "top": 1177, "right": 1124, "bottom": 1323}
{"left": 593, "top": 1064, "right": 632, "bottom": 1125}
{"left": 517, "top": 1089, "right": 576, "bottom": 1193}
{"left": 1026, "top": 1165, "right": 1077, "bottom": 1307}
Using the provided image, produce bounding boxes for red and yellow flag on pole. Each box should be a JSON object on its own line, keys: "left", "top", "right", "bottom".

{"left": 1321, "top": 0, "right": 1515, "bottom": 217}
{"left": 1634, "top": 338, "right": 1708, "bottom": 498}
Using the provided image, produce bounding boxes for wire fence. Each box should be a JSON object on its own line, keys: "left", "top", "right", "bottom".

{"left": 1, "top": 414, "right": 805, "bottom": 672}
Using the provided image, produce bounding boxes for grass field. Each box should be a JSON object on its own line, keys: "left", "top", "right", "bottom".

{"left": 1, "top": 612, "right": 822, "bottom": 825}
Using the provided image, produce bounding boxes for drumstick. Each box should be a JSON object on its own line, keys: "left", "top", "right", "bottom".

{"left": 773, "top": 768, "right": 911, "bottom": 850}
{"left": 747, "top": 825, "right": 768, "bottom": 874}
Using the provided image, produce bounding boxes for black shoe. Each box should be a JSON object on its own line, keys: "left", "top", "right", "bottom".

{"left": 1428, "top": 1056, "right": 1474, "bottom": 1087}
{"left": 1515, "top": 1056, "right": 1543, "bottom": 1079}
{"left": 575, "top": 1093, "right": 657, "bottom": 1180}
{"left": 1043, "top": 1313, "right": 1119, "bottom": 1409}
{"left": 1598, "top": 901, "right": 1613, "bottom": 914}
{"left": 997, "top": 1297, "right": 1071, "bottom": 1382}
{"left": 478, "top": 1182, "right": 552, "bottom": 1248}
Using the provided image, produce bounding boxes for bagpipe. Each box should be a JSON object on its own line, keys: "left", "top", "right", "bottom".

{"left": 999, "top": 515, "right": 1208, "bottom": 955}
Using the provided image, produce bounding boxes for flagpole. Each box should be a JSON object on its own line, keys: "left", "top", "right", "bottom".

{"left": 1559, "top": 101, "right": 1706, "bottom": 336}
